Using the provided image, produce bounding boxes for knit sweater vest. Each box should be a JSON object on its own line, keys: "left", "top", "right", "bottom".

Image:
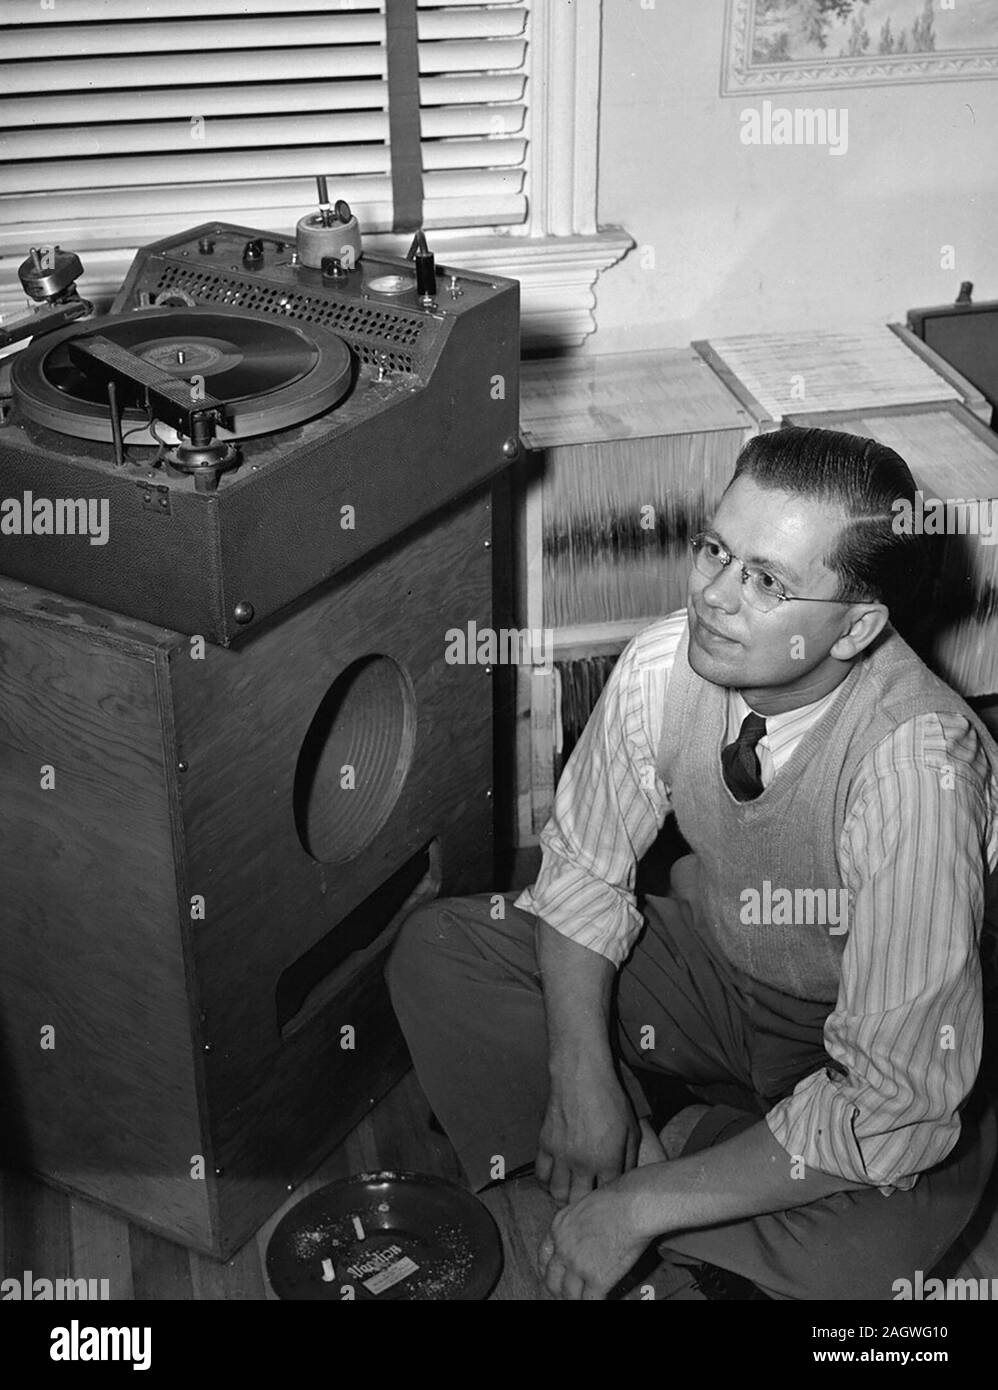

{"left": 656, "top": 625, "right": 998, "bottom": 1004}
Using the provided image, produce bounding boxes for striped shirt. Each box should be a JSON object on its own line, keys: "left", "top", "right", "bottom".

{"left": 516, "top": 610, "right": 998, "bottom": 1188}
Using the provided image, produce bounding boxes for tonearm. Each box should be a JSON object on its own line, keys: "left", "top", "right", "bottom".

{"left": 0, "top": 246, "right": 92, "bottom": 350}
{"left": 67, "top": 334, "right": 239, "bottom": 491}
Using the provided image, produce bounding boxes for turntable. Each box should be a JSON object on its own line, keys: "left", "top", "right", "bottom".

{"left": 0, "top": 215, "right": 519, "bottom": 1258}
{"left": 13, "top": 305, "right": 355, "bottom": 471}
{"left": 0, "top": 220, "right": 520, "bottom": 644}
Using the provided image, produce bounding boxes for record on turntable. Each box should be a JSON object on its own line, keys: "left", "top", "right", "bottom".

{"left": 11, "top": 304, "right": 354, "bottom": 447}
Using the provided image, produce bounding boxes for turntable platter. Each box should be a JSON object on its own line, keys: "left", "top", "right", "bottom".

{"left": 12, "top": 305, "right": 354, "bottom": 444}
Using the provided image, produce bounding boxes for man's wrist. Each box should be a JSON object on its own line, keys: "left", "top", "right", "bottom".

{"left": 613, "top": 1164, "right": 682, "bottom": 1241}
{"left": 547, "top": 1035, "right": 617, "bottom": 1084}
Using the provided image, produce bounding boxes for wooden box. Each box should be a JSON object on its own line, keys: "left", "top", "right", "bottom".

{"left": 0, "top": 488, "right": 494, "bottom": 1258}
{"left": 693, "top": 323, "right": 989, "bottom": 427}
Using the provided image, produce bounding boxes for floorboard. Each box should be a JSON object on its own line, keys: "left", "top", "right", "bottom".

{"left": 69, "top": 1195, "right": 134, "bottom": 1301}
{"left": 4, "top": 1171, "right": 72, "bottom": 1285}
{"left": 128, "top": 1225, "right": 194, "bottom": 1302}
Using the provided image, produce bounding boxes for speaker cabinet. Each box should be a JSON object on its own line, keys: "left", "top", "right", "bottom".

{"left": 0, "top": 487, "right": 494, "bottom": 1258}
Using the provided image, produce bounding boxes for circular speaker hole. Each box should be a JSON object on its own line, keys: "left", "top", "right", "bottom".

{"left": 293, "top": 655, "right": 415, "bottom": 864}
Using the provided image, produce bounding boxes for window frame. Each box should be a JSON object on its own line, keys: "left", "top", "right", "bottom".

{"left": 0, "top": 0, "right": 629, "bottom": 351}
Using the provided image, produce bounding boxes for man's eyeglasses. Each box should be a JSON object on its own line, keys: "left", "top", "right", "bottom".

{"left": 689, "top": 533, "right": 866, "bottom": 614}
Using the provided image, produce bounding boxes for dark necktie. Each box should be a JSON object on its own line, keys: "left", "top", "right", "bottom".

{"left": 721, "top": 711, "right": 767, "bottom": 801}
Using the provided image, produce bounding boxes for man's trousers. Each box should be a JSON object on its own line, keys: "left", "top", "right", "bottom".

{"left": 385, "top": 889, "right": 996, "bottom": 1300}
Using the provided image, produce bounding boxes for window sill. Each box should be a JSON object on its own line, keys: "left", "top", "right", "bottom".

{"left": 367, "top": 226, "right": 634, "bottom": 350}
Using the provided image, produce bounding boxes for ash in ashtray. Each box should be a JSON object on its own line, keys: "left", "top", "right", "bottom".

{"left": 296, "top": 1213, "right": 479, "bottom": 1298}
{"left": 292, "top": 1218, "right": 345, "bottom": 1263}
{"left": 291, "top": 1197, "right": 395, "bottom": 1265}
{"left": 400, "top": 1222, "right": 476, "bottom": 1301}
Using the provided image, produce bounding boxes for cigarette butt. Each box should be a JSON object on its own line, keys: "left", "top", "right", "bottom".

{"left": 352, "top": 1215, "right": 365, "bottom": 1240}
{"left": 321, "top": 1257, "right": 336, "bottom": 1282}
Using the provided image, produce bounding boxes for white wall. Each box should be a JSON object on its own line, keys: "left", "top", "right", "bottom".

{"left": 587, "top": 0, "right": 998, "bottom": 353}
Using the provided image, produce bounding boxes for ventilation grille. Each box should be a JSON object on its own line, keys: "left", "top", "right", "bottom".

{"left": 151, "top": 261, "right": 422, "bottom": 373}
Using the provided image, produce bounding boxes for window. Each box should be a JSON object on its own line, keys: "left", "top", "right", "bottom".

{"left": 0, "top": 0, "right": 629, "bottom": 348}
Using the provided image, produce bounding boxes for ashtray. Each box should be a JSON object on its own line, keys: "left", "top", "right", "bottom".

{"left": 265, "top": 1170, "right": 503, "bottom": 1300}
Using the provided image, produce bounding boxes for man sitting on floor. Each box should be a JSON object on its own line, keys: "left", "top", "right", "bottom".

{"left": 387, "top": 426, "right": 998, "bottom": 1300}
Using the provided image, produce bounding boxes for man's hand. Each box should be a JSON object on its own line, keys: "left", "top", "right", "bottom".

{"left": 539, "top": 1119, "right": 872, "bottom": 1299}
{"left": 535, "top": 1066, "right": 640, "bottom": 1206}
{"left": 538, "top": 1179, "right": 650, "bottom": 1300}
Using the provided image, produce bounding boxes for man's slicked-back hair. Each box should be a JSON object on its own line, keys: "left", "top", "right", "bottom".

{"left": 729, "top": 426, "right": 932, "bottom": 631}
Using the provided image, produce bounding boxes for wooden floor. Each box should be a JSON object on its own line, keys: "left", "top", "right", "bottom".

{"left": 3, "top": 1062, "right": 997, "bottom": 1301}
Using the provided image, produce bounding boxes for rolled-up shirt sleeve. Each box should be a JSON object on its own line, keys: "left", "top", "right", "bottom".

{"left": 767, "top": 713, "right": 998, "bottom": 1191}
{"left": 514, "top": 618, "right": 680, "bottom": 966}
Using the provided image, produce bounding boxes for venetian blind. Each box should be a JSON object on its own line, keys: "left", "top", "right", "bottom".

{"left": 0, "top": 0, "right": 529, "bottom": 317}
